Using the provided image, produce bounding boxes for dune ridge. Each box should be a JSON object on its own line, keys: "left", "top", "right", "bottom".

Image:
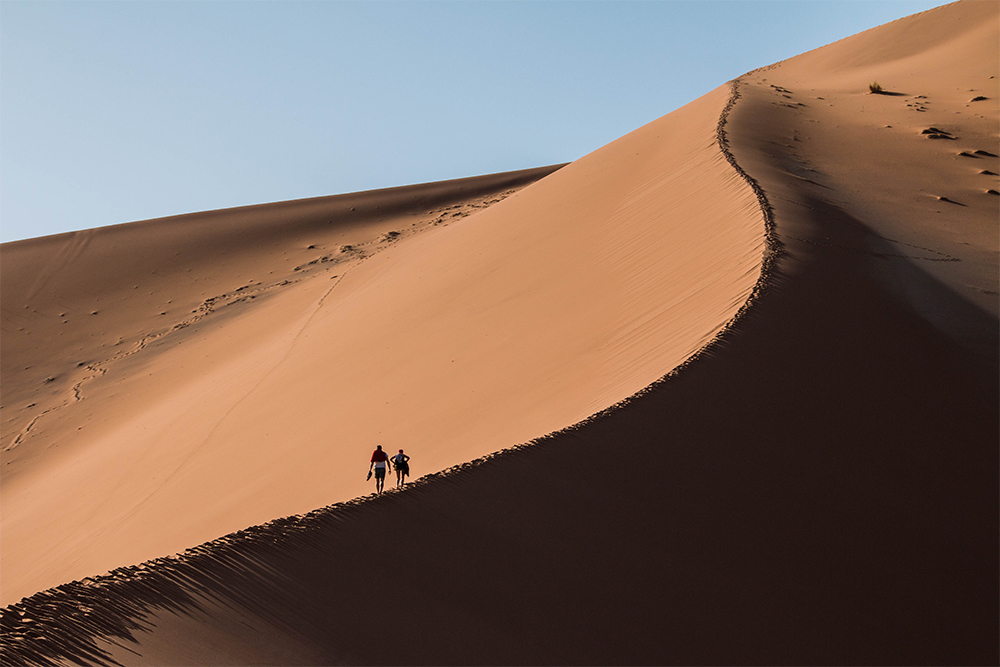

{"left": 2, "top": 1, "right": 997, "bottom": 664}
{"left": 0, "top": 73, "right": 774, "bottom": 667}
{"left": 2, "top": 60, "right": 765, "bottom": 604}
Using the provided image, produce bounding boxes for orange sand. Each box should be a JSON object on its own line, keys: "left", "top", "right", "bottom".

{"left": 1, "top": 79, "right": 766, "bottom": 607}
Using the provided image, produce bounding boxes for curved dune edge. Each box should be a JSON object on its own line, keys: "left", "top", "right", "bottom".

{"left": 0, "top": 76, "right": 777, "bottom": 666}
{"left": 1, "top": 82, "right": 764, "bottom": 602}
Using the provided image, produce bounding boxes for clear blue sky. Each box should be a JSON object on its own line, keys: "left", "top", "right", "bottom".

{"left": 1, "top": 0, "right": 942, "bottom": 242}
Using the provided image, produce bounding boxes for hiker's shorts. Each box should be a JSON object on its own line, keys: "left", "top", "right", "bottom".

{"left": 374, "top": 467, "right": 386, "bottom": 479}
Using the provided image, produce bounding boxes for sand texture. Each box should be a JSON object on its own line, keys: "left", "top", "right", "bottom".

{"left": 2, "top": 1, "right": 998, "bottom": 664}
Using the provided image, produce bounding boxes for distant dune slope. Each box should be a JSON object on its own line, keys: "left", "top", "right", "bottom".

{"left": 1, "top": 165, "right": 566, "bottom": 603}
{"left": 2, "top": 1, "right": 997, "bottom": 665}
{"left": 1, "top": 75, "right": 765, "bottom": 601}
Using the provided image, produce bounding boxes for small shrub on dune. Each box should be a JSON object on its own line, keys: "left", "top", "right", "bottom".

{"left": 869, "top": 81, "right": 884, "bottom": 94}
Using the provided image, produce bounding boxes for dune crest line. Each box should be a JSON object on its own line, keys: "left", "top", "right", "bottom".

{"left": 0, "top": 77, "right": 777, "bottom": 666}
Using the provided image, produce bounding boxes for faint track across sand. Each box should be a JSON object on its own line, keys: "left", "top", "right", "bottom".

{"left": 3, "top": 277, "right": 306, "bottom": 454}
{"left": 3, "top": 189, "right": 523, "bottom": 456}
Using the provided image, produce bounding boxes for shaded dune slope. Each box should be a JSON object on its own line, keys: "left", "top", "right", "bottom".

{"left": 3, "top": 2, "right": 998, "bottom": 665}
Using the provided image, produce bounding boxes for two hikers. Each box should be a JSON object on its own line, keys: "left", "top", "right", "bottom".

{"left": 368, "top": 445, "right": 410, "bottom": 494}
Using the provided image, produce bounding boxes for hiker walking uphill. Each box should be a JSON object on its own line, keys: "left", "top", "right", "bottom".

{"left": 369, "top": 445, "right": 391, "bottom": 495}
{"left": 393, "top": 449, "right": 410, "bottom": 488}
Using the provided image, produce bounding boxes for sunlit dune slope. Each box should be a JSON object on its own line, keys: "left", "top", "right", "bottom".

{"left": 0, "top": 165, "right": 565, "bottom": 602}
{"left": 734, "top": 0, "right": 998, "bottom": 336}
{"left": 1, "top": 80, "right": 765, "bottom": 604}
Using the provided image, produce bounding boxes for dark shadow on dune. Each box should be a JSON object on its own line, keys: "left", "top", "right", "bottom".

{"left": 0, "top": 568, "right": 204, "bottom": 667}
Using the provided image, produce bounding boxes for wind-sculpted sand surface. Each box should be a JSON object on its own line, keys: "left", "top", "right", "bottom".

{"left": 2, "top": 1, "right": 997, "bottom": 665}
{"left": 2, "top": 60, "right": 770, "bottom": 612}
{"left": 0, "top": 164, "right": 569, "bottom": 607}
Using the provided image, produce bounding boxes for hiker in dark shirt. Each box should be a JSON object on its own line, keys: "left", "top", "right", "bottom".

{"left": 369, "top": 445, "right": 391, "bottom": 494}
{"left": 393, "top": 449, "right": 410, "bottom": 488}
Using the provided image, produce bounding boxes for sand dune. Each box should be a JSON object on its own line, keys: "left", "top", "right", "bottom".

{"left": 2, "top": 75, "right": 766, "bottom": 605}
{"left": 1, "top": 165, "right": 568, "bottom": 605}
{"left": 2, "top": 1, "right": 998, "bottom": 664}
